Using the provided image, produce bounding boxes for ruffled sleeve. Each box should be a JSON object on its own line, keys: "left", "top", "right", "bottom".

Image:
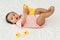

{"left": 16, "top": 19, "right": 22, "bottom": 27}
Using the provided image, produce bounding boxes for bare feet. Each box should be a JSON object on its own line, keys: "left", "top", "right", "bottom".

{"left": 48, "top": 6, "right": 55, "bottom": 13}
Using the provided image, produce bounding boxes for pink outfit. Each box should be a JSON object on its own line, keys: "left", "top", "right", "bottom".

{"left": 16, "top": 15, "right": 45, "bottom": 28}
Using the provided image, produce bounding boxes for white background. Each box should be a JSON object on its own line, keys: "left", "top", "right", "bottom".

{"left": 0, "top": 0, "right": 60, "bottom": 40}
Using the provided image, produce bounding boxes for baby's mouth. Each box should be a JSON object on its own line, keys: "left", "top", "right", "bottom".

{"left": 16, "top": 17, "right": 18, "bottom": 20}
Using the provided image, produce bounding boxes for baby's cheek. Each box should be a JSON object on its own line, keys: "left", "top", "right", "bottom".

{"left": 15, "top": 19, "right": 18, "bottom": 23}
{"left": 13, "top": 19, "right": 17, "bottom": 23}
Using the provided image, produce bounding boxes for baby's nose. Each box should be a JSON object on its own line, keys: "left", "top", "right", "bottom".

{"left": 13, "top": 16, "right": 16, "bottom": 19}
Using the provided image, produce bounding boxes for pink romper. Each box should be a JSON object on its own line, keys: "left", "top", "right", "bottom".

{"left": 16, "top": 15, "right": 45, "bottom": 28}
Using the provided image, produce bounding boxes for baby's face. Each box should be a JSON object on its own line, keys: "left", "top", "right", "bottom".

{"left": 7, "top": 13, "right": 20, "bottom": 24}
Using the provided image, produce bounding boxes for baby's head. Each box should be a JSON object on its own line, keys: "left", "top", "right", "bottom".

{"left": 6, "top": 12, "right": 21, "bottom": 24}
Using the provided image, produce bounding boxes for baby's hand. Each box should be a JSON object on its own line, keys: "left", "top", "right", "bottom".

{"left": 23, "top": 4, "right": 28, "bottom": 9}
{"left": 23, "top": 4, "right": 29, "bottom": 14}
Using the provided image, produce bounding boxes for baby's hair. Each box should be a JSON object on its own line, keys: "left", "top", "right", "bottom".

{"left": 6, "top": 12, "right": 16, "bottom": 24}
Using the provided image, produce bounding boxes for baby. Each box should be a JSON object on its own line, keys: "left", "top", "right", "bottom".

{"left": 6, "top": 6, "right": 55, "bottom": 28}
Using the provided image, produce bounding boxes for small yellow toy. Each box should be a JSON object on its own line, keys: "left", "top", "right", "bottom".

{"left": 23, "top": 4, "right": 36, "bottom": 16}
{"left": 16, "top": 32, "right": 21, "bottom": 38}
{"left": 23, "top": 30, "right": 29, "bottom": 36}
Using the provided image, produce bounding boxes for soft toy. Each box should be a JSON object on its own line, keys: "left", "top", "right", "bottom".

{"left": 15, "top": 30, "right": 29, "bottom": 38}
{"left": 16, "top": 32, "right": 21, "bottom": 38}
{"left": 23, "top": 4, "right": 36, "bottom": 16}
{"left": 23, "top": 30, "right": 29, "bottom": 36}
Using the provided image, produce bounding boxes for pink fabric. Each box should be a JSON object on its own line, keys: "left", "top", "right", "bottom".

{"left": 16, "top": 15, "right": 45, "bottom": 28}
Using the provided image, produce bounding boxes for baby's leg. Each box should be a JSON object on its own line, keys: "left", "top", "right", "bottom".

{"left": 41, "top": 6, "right": 55, "bottom": 18}
{"left": 35, "top": 8, "right": 48, "bottom": 14}
{"left": 36, "top": 6, "right": 55, "bottom": 26}
{"left": 36, "top": 14, "right": 45, "bottom": 26}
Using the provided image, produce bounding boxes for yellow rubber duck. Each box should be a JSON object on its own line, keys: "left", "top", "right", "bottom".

{"left": 23, "top": 30, "right": 29, "bottom": 36}
{"left": 16, "top": 32, "right": 21, "bottom": 38}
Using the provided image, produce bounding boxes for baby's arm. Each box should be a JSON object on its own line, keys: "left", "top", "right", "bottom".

{"left": 21, "top": 8, "right": 29, "bottom": 27}
{"left": 21, "top": 13, "right": 26, "bottom": 27}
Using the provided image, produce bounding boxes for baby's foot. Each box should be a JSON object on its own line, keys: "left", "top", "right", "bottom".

{"left": 48, "top": 6, "right": 55, "bottom": 13}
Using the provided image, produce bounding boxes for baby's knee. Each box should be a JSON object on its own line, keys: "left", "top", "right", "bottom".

{"left": 36, "top": 18, "right": 45, "bottom": 26}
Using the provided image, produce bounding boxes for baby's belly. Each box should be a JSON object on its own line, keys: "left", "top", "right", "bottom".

{"left": 23, "top": 15, "right": 40, "bottom": 28}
